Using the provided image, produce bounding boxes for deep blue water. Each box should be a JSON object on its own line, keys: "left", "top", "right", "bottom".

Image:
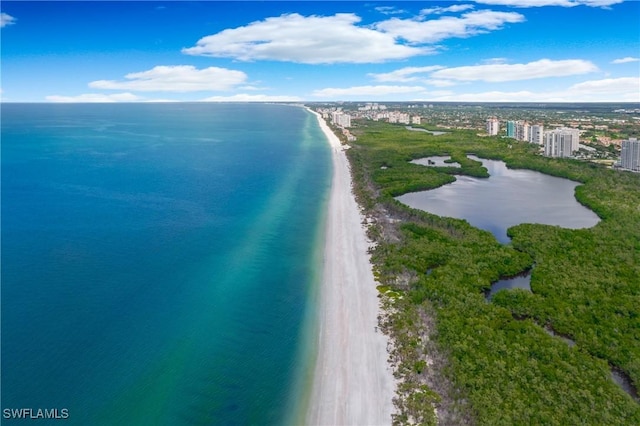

{"left": 1, "top": 103, "right": 331, "bottom": 425}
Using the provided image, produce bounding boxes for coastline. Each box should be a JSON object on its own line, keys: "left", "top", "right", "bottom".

{"left": 305, "top": 108, "right": 395, "bottom": 425}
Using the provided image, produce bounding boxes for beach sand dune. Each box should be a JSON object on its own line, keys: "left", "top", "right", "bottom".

{"left": 307, "top": 111, "right": 395, "bottom": 426}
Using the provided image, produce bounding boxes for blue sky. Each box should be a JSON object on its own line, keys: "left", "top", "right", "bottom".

{"left": 1, "top": 1, "right": 639, "bottom": 102}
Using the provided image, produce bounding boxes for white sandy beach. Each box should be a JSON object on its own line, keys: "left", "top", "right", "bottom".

{"left": 306, "top": 110, "right": 395, "bottom": 426}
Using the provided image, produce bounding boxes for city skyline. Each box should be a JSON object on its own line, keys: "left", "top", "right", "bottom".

{"left": 1, "top": 0, "right": 639, "bottom": 103}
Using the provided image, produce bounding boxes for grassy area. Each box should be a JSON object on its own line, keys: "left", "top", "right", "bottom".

{"left": 347, "top": 120, "right": 640, "bottom": 425}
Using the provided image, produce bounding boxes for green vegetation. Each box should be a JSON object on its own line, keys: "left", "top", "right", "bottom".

{"left": 348, "top": 121, "right": 640, "bottom": 425}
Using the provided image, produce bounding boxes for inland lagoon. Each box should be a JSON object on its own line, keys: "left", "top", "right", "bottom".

{"left": 397, "top": 155, "right": 601, "bottom": 244}
{"left": 397, "top": 154, "right": 600, "bottom": 304}
{"left": 395, "top": 154, "right": 640, "bottom": 401}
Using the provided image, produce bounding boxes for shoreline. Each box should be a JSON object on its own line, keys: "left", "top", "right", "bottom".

{"left": 305, "top": 108, "right": 395, "bottom": 425}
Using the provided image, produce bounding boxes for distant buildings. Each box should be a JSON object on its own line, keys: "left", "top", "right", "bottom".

{"left": 514, "top": 121, "right": 530, "bottom": 142}
{"left": 489, "top": 117, "right": 544, "bottom": 144}
{"left": 332, "top": 112, "right": 351, "bottom": 128}
{"left": 506, "top": 121, "right": 516, "bottom": 138}
{"left": 388, "top": 112, "right": 410, "bottom": 124}
{"left": 544, "top": 127, "right": 580, "bottom": 158}
{"left": 358, "top": 103, "right": 386, "bottom": 111}
{"left": 342, "top": 128, "right": 357, "bottom": 142}
{"left": 486, "top": 117, "right": 500, "bottom": 135}
{"left": 411, "top": 116, "right": 421, "bottom": 125}
{"left": 502, "top": 120, "right": 543, "bottom": 144}
{"left": 620, "top": 138, "right": 640, "bottom": 171}
{"left": 529, "top": 124, "right": 544, "bottom": 145}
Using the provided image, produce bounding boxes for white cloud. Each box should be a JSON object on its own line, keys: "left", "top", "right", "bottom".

{"left": 368, "top": 59, "right": 597, "bottom": 87}
{"left": 238, "top": 85, "right": 263, "bottom": 91}
{"left": 425, "top": 79, "right": 459, "bottom": 87}
{"left": 482, "top": 57, "right": 509, "bottom": 64}
{"left": 45, "top": 93, "right": 142, "bottom": 103}
{"left": 568, "top": 76, "right": 639, "bottom": 96}
{"left": 375, "top": 6, "right": 407, "bottom": 15}
{"left": 428, "top": 76, "right": 639, "bottom": 102}
{"left": 414, "top": 90, "right": 456, "bottom": 98}
{"left": 1, "top": 12, "right": 16, "bottom": 28}
{"left": 611, "top": 57, "right": 640, "bottom": 64}
{"left": 200, "top": 94, "right": 303, "bottom": 102}
{"left": 473, "top": 0, "right": 624, "bottom": 8}
{"left": 89, "top": 65, "right": 247, "bottom": 92}
{"left": 430, "top": 90, "right": 543, "bottom": 102}
{"left": 183, "top": 13, "right": 427, "bottom": 64}
{"left": 420, "top": 5, "right": 475, "bottom": 15}
{"left": 312, "top": 85, "right": 426, "bottom": 98}
{"left": 375, "top": 10, "right": 525, "bottom": 44}
{"left": 430, "top": 59, "right": 598, "bottom": 82}
{"left": 182, "top": 10, "right": 530, "bottom": 64}
{"left": 368, "top": 66, "right": 445, "bottom": 82}
{"left": 579, "top": 0, "right": 626, "bottom": 6}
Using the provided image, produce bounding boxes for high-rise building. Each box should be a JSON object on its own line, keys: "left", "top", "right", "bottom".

{"left": 331, "top": 112, "right": 351, "bottom": 128}
{"left": 620, "top": 138, "right": 640, "bottom": 172}
{"left": 506, "top": 121, "right": 516, "bottom": 138}
{"left": 515, "top": 121, "right": 531, "bottom": 142}
{"left": 388, "top": 112, "right": 410, "bottom": 124}
{"left": 529, "top": 124, "right": 544, "bottom": 144}
{"left": 544, "top": 128, "right": 580, "bottom": 158}
{"left": 486, "top": 117, "right": 500, "bottom": 135}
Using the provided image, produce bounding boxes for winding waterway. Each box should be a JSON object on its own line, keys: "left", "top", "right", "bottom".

{"left": 396, "top": 156, "right": 640, "bottom": 400}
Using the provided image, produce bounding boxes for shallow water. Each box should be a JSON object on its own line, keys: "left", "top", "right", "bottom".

{"left": 411, "top": 156, "right": 461, "bottom": 168}
{"left": 1, "top": 103, "right": 331, "bottom": 425}
{"left": 405, "top": 126, "right": 448, "bottom": 136}
{"left": 485, "top": 270, "right": 532, "bottom": 300}
{"left": 611, "top": 368, "right": 639, "bottom": 402}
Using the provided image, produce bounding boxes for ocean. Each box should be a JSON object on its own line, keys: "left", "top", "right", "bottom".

{"left": 1, "top": 103, "right": 332, "bottom": 425}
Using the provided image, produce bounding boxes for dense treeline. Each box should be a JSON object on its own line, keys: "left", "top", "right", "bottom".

{"left": 346, "top": 120, "right": 640, "bottom": 424}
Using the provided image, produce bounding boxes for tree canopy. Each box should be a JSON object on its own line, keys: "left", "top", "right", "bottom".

{"left": 347, "top": 120, "right": 640, "bottom": 425}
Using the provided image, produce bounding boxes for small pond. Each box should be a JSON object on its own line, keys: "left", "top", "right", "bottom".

{"left": 397, "top": 156, "right": 601, "bottom": 243}
{"left": 485, "top": 270, "right": 532, "bottom": 300}
{"left": 411, "top": 156, "right": 461, "bottom": 168}
{"left": 405, "top": 126, "right": 448, "bottom": 136}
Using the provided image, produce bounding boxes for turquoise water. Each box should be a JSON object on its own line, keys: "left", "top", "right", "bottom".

{"left": 1, "top": 103, "right": 331, "bottom": 425}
